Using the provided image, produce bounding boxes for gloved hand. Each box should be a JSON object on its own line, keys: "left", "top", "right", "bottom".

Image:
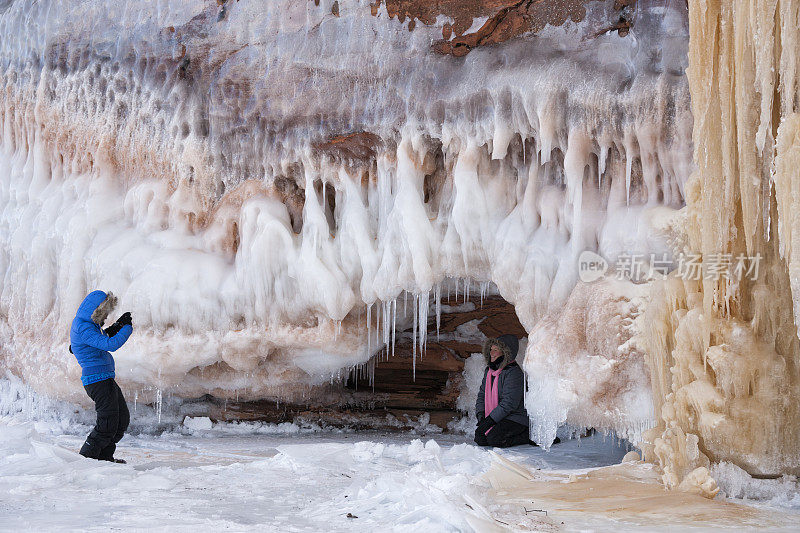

{"left": 104, "top": 322, "right": 123, "bottom": 337}
{"left": 475, "top": 415, "right": 485, "bottom": 427}
{"left": 476, "top": 416, "right": 496, "bottom": 435}
{"left": 104, "top": 312, "right": 132, "bottom": 337}
{"left": 118, "top": 312, "right": 132, "bottom": 327}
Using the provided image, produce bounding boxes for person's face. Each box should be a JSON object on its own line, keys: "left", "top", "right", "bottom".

{"left": 490, "top": 344, "right": 502, "bottom": 361}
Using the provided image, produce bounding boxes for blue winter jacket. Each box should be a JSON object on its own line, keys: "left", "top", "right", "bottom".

{"left": 70, "top": 290, "right": 132, "bottom": 383}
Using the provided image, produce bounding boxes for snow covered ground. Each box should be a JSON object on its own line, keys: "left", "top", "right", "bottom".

{"left": 1, "top": 377, "right": 799, "bottom": 532}
{"left": 0, "top": 416, "right": 623, "bottom": 532}
{"left": 1, "top": 422, "right": 484, "bottom": 531}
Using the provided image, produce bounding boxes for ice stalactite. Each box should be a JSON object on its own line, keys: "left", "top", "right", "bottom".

{"left": 0, "top": 0, "right": 689, "bottom": 438}
{"left": 638, "top": 0, "right": 800, "bottom": 498}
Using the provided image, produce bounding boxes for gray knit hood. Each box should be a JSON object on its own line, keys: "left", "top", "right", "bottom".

{"left": 482, "top": 334, "right": 520, "bottom": 371}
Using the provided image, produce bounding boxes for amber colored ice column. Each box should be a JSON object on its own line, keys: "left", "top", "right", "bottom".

{"left": 639, "top": 0, "right": 800, "bottom": 497}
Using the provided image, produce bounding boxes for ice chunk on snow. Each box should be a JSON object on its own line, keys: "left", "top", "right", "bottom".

{"left": 711, "top": 462, "right": 800, "bottom": 509}
{"left": 182, "top": 416, "right": 213, "bottom": 431}
{"left": 455, "top": 353, "right": 486, "bottom": 423}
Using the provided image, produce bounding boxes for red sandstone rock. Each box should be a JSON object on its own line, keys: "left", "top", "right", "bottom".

{"left": 373, "top": 0, "right": 638, "bottom": 56}
{"left": 314, "top": 131, "right": 383, "bottom": 162}
{"left": 442, "top": 22, "right": 452, "bottom": 40}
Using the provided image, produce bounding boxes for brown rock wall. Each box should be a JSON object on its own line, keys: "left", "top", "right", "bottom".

{"left": 372, "top": 0, "right": 637, "bottom": 56}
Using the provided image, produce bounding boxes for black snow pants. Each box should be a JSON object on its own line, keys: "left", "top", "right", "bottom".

{"left": 474, "top": 418, "right": 530, "bottom": 448}
{"left": 79, "top": 378, "right": 130, "bottom": 461}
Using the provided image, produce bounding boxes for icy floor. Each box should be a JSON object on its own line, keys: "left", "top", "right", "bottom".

{"left": 2, "top": 374, "right": 799, "bottom": 532}
{"left": 0, "top": 410, "right": 633, "bottom": 532}
{"left": 1, "top": 423, "right": 479, "bottom": 531}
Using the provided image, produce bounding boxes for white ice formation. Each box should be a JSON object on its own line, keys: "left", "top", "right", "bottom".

{"left": 525, "top": 278, "right": 654, "bottom": 447}
{"left": 0, "top": 0, "right": 689, "bottom": 401}
{"left": 636, "top": 0, "right": 800, "bottom": 495}
{"left": 6, "top": 0, "right": 794, "bottom": 498}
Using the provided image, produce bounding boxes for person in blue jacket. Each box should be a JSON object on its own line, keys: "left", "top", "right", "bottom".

{"left": 70, "top": 290, "right": 133, "bottom": 463}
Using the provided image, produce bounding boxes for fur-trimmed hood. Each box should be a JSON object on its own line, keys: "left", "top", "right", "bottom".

{"left": 75, "top": 290, "right": 118, "bottom": 326}
{"left": 482, "top": 334, "right": 520, "bottom": 371}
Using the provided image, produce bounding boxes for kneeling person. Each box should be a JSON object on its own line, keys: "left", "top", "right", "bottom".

{"left": 474, "top": 334, "right": 530, "bottom": 448}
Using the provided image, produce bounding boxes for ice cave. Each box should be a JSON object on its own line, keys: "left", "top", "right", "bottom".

{"left": 1, "top": 0, "right": 800, "bottom": 530}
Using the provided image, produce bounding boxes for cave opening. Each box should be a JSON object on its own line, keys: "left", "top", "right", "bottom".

{"left": 341, "top": 289, "right": 527, "bottom": 429}
{"left": 204, "top": 286, "right": 527, "bottom": 431}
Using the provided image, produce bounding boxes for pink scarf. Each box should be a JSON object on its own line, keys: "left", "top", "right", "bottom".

{"left": 483, "top": 367, "right": 502, "bottom": 434}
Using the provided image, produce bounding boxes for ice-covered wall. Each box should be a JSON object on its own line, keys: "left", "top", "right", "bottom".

{"left": 524, "top": 278, "right": 654, "bottom": 448}
{"left": 0, "top": 0, "right": 689, "bottom": 420}
{"left": 638, "top": 0, "right": 800, "bottom": 497}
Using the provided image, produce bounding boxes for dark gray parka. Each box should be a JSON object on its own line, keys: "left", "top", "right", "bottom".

{"left": 475, "top": 334, "right": 529, "bottom": 427}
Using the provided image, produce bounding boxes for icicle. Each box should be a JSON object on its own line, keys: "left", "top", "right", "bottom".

{"left": 381, "top": 300, "right": 389, "bottom": 346}
{"left": 763, "top": 176, "right": 772, "bottom": 243}
{"left": 366, "top": 302, "right": 372, "bottom": 356}
{"left": 435, "top": 283, "right": 441, "bottom": 341}
{"left": 383, "top": 299, "right": 390, "bottom": 350}
{"left": 412, "top": 293, "right": 418, "bottom": 381}
{"left": 156, "top": 388, "right": 163, "bottom": 424}
{"left": 391, "top": 298, "right": 397, "bottom": 358}
{"left": 134, "top": 390, "right": 138, "bottom": 413}
{"left": 376, "top": 299, "right": 381, "bottom": 348}
{"left": 370, "top": 357, "right": 375, "bottom": 391}
{"left": 624, "top": 138, "right": 633, "bottom": 205}
{"left": 419, "top": 289, "right": 429, "bottom": 354}
{"left": 598, "top": 143, "right": 609, "bottom": 188}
